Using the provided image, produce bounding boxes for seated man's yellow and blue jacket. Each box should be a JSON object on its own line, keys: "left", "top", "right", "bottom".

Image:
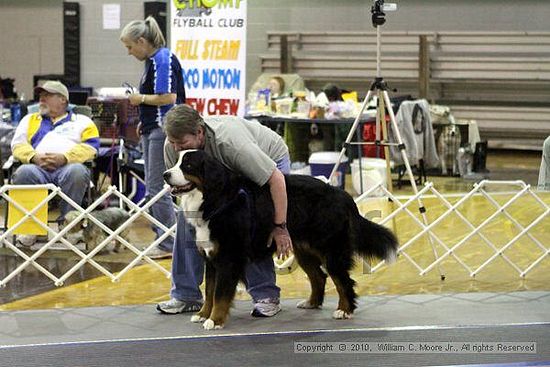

{"left": 11, "top": 111, "right": 100, "bottom": 164}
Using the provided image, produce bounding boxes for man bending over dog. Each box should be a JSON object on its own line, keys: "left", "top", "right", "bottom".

{"left": 156, "top": 104, "right": 292, "bottom": 317}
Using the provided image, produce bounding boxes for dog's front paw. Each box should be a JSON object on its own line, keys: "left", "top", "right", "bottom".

{"left": 203, "top": 319, "right": 223, "bottom": 330}
{"left": 332, "top": 309, "right": 353, "bottom": 320}
{"left": 236, "top": 282, "right": 246, "bottom": 295}
{"left": 191, "top": 314, "right": 206, "bottom": 323}
{"left": 297, "top": 300, "right": 321, "bottom": 309}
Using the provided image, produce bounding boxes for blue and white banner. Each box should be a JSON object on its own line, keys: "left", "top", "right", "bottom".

{"left": 170, "top": 0, "right": 247, "bottom": 116}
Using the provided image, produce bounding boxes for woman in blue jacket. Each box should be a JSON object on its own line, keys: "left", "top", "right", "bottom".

{"left": 120, "top": 16, "right": 186, "bottom": 258}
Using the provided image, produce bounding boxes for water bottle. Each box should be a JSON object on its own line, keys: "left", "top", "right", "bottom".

{"left": 10, "top": 102, "right": 21, "bottom": 125}
{"left": 457, "top": 147, "right": 467, "bottom": 177}
{"left": 257, "top": 88, "right": 271, "bottom": 112}
{"left": 246, "top": 91, "right": 258, "bottom": 114}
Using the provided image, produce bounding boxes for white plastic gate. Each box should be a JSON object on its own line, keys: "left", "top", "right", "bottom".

{"left": 1, "top": 180, "right": 549, "bottom": 287}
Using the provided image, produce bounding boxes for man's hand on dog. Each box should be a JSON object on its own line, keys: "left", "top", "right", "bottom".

{"left": 31, "top": 153, "right": 67, "bottom": 171}
{"left": 272, "top": 227, "right": 293, "bottom": 259}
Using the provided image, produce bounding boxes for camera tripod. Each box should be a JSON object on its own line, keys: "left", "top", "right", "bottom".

{"left": 329, "top": 0, "right": 444, "bottom": 279}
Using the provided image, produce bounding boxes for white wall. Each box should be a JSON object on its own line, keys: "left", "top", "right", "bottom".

{"left": 78, "top": 0, "right": 144, "bottom": 93}
{"left": 0, "top": 0, "right": 145, "bottom": 99}
{"left": 2, "top": 0, "right": 550, "bottom": 99}
{"left": 0, "top": 0, "right": 64, "bottom": 99}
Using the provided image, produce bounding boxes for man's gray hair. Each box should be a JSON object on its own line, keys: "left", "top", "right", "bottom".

{"left": 163, "top": 104, "right": 205, "bottom": 138}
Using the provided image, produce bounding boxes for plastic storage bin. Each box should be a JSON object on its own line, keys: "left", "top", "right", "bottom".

{"left": 351, "top": 157, "right": 388, "bottom": 196}
{"left": 309, "top": 151, "right": 348, "bottom": 188}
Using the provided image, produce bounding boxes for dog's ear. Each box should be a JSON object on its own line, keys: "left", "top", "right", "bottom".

{"left": 202, "top": 155, "right": 227, "bottom": 194}
{"left": 201, "top": 154, "right": 232, "bottom": 219}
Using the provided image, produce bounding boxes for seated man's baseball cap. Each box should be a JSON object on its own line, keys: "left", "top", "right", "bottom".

{"left": 34, "top": 80, "right": 69, "bottom": 101}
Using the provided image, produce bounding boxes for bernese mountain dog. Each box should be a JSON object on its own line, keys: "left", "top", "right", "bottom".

{"left": 163, "top": 149, "right": 398, "bottom": 330}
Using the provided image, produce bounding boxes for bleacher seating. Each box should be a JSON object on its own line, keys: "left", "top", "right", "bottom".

{"left": 260, "top": 31, "right": 550, "bottom": 150}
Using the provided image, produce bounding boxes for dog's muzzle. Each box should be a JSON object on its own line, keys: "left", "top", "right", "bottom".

{"left": 163, "top": 171, "right": 196, "bottom": 196}
{"left": 169, "top": 182, "right": 196, "bottom": 196}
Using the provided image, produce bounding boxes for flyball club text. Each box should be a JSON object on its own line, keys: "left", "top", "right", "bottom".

{"left": 173, "top": 0, "right": 243, "bottom": 10}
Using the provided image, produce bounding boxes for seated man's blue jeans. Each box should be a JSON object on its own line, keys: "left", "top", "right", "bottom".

{"left": 12, "top": 163, "right": 90, "bottom": 219}
{"left": 170, "top": 156, "right": 291, "bottom": 303}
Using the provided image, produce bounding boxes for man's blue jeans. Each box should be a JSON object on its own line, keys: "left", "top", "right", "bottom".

{"left": 12, "top": 163, "right": 90, "bottom": 218}
{"left": 142, "top": 127, "right": 176, "bottom": 252}
{"left": 170, "top": 156, "right": 291, "bottom": 303}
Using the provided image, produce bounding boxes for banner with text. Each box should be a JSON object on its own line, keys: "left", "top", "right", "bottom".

{"left": 170, "top": 0, "right": 247, "bottom": 116}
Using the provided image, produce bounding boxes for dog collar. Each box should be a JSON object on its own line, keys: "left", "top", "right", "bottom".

{"left": 203, "top": 188, "right": 248, "bottom": 221}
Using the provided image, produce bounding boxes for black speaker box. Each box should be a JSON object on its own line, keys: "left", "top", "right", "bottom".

{"left": 144, "top": 2, "right": 167, "bottom": 41}
{"left": 63, "top": 2, "right": 80, "bottom": 86}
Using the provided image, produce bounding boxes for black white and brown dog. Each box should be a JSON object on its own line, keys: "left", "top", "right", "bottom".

{"left": 163, "top": 149, "right": 398, "bottom": 330}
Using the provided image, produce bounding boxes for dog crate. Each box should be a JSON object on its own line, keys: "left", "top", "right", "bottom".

{"left": 433, "top": 122, "right": 469, "bottom": 176}
{"left": 86, "top": 97, "right": 139, "bottom": 144}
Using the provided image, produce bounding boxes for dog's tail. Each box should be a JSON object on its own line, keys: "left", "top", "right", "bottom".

{"left": 355, "top": 216, "right": 398, "bottom": 264}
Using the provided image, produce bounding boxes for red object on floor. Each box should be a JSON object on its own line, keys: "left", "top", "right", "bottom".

{"left": 362, "top": 116, "right": 389, "bottom": 158}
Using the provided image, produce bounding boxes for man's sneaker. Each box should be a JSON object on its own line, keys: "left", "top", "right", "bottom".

{"left": 16, "top": 235, "right": 37, "bottom": 247}
{"left": 251, "top": 298, "right": 281, "bottom": 317}
{"left": 145, "top": 246, "right": 172, "bottom": 260}
{"left": 156, "top": 298, "right": 202, "bottom": 314}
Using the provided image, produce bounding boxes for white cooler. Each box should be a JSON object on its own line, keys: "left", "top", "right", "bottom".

{"left": 351, "top": 158, "right": 388, "bottom": 196}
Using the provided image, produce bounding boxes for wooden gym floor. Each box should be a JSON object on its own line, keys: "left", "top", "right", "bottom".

{"left": 1, "top": 149, "right": 548, "bottom": 312}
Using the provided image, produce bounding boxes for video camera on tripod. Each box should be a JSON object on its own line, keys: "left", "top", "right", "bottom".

{"left": 371, "top": 0, "right": 397, "bottom": 27}
{"left": 329, "top": 0, "right": 445, "bottom": 281}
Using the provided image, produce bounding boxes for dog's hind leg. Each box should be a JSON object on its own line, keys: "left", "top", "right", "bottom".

{"left": 191, "top": 261, "right": 215, "bottom": 324}
{"left": 114, "top": 229, "right": 131, "bottom": 253}
{"left": 202, "top": 264, "right": 241, "bottom": 330}
{"left": 325, "top": 234, "right": 357, "bottom": 319}
{"left": 328, "top": 268, "right": 357, "bottom": 319}
{"left": 294, "top": 248, "right": 327, "bottom": 309}
{"left": 85, "top": 234, "right": 100, "bottom": 254}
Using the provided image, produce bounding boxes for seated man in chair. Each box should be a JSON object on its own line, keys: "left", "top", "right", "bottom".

{"left": 10, "top": 80, "right": 100, "bottom": 246}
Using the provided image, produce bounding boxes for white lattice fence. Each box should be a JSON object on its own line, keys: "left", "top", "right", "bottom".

{"left": 0, "top": 184, "right": 176, "bottom": 287}
{"left": 1, "top": 180, "right": 549, "bottom": 287}
{"left": 358, "top": 180, "right": 550, "bottom": 278}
